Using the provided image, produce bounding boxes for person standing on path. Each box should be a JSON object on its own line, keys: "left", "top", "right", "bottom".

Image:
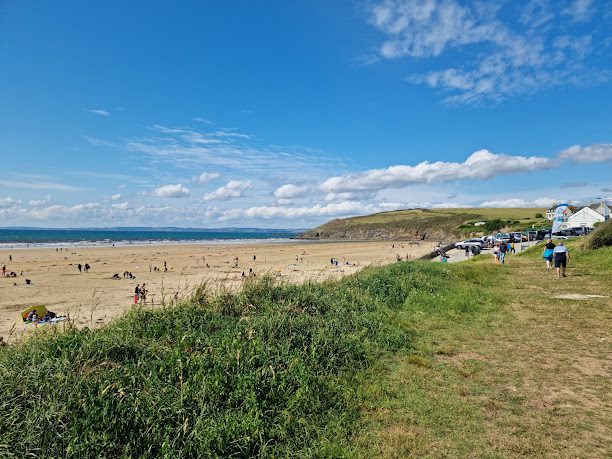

{"left": 498, "top": 241, "right": 508, "bottom": 264}
{"left": 553, "top": 242, "right": 570, "bottom": 278}
{"left": 543, "top": 239, "right": 555, "bottom": 270}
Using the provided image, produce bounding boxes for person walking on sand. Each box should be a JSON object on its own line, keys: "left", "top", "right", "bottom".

{"left": 134, "top": 284, "right": 140, "bottom": 304}
{"left": 543, "top": 238, "right": 555, "bottom": 270}
{"left": 553, "top": 242, "right": 570, "bottom": 278}
{"left": 77, "top": 263, "right": 82, "bottom": 273}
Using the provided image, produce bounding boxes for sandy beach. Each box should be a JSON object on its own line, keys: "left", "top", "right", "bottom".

{"left": 0, "top": 240, "right": 432, "bottom": 342}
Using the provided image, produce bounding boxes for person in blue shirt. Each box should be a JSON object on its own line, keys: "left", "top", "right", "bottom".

{"left": 553, "top": 242, "right": 570, "bottom": 278}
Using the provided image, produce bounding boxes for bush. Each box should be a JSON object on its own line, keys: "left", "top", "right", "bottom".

{"left": 535, "top": 213, "right": 543, "bottom": 219}
{"left": 585, "top": 220, "right": 612, "bottom": 249}
{"left": 483, "top": 219, "right": 507, "bottom": 233}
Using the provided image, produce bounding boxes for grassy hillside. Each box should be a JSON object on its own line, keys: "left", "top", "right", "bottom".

{"left": 299, "top": 207, "right": 549, "bottom": 241}
{"left": 1, "top": 240, "right": 609, "bottom": 457}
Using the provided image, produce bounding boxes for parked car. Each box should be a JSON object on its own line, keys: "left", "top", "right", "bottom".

{"left": 536, "top": 229, "right": 551, "bottom": 240}
{"left": 455, "top": 238, "right": 485, "bottom": 250}
{"left": 495, "top": 233, "right": 512, "bottom": 243}
{"left": 569, "top": 226, "right": 592, "bottom": 236}
{"left": 511, "top": 232, "right": 527, "bottom": 242}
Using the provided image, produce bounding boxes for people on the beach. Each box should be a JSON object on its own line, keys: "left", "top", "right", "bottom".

{"left": 2, "top": 265, "right": 5, "bottom": 276}
{"left": 77, "top": 263, "right": 82, "bottom": 273}
{"left": 134, "top": 284, "right": 140, "bottom": 304}
{"left": 543, "top": 239, "right": 555, "bottom": 270}
{"left": 84, "top": 263, "right": 90, "bottom": 272}
{"left": 553, "top": 242, "right": 570, "bottom": 278}
{"left": 140, "top": 283, "right": 147, "bottom": 302}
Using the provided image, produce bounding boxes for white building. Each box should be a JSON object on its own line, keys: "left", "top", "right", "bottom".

{"left": 546, "top": 204, "right": 575, "bottom": 221}
{"left": 567, "top": 207, "right": 605, "bottom": 228}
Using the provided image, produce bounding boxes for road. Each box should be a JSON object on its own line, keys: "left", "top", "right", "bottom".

{"left": 440, "top": 240, "right": 541, "bottom": 263}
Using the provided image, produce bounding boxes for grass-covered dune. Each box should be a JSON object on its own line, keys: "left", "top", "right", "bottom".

{"left": 0, "top": 262, "right": 486, "bottom": 458}
{"left": 2, "top": 240, "right": 610, "bottom": 458}
{"left": 298, "top": 207, "right": 548, "bottom": 241}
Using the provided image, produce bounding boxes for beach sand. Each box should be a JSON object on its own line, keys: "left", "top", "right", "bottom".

{"left": 0, "top": 240, "right": 432, "bottom": 342}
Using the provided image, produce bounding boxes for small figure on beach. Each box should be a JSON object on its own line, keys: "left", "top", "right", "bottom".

{"left": 9, "top": 255, "right": 12, "bottom": 262}
{"left": 84, "top": 263, "right": 90, "bottom": 272}
{"left": 2, "top": 265, "right": 5, "bottom": 276}
{"left": 77, "top": 263, "right": 82, "bottom": 273}
{"left": 134, "top": 284, "right": 140, "bottom": 304}
{"left": 253, "top": 255, "right": 256, "bottom": 261}
{"left": 164, "top": 261, "right": 167, "bottom": 272}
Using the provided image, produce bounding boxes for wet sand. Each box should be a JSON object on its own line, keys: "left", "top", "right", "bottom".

{"left": 0, "top": 240, "right": 432, "bottom": 342}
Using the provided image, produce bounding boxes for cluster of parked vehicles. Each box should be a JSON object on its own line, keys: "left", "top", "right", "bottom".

{"left": 454, "top": 227, "right": 592, "bottom": 251}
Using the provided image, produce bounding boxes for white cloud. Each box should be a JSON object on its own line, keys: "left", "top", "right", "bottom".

{"left": 0, "top": 197, "right": 20, "bottom": 208}
{"left": 193, "top": 117, "right": 213, "bottom": 124}
{"left": 86, "top": 109, "right": 110, "bottom": 116}
{"left": 320, "top": 149, "right": 554, "bottom": 193}
{"left": 0, "top": 179, "right": 82, "bottom": 191}
{"left": 203, "top": 180, "right": 251, "bottom": 201}
{"left": 28, "top": 195, "right": 51, "bottom": 206}
{"left": 111, "top": 202, "right": 130, "bottom": 210}
{"left": 192, "top": 172, "right": 221, "bottom": 184}
{"left": 219, "top": 201, "right": 376, "bottom": 221}
{"left": 118, "top": 184, "right": 127, "bottom": 189}
{"left": 479, "top": 197, "right": 556, "bottom": 208}
{"left": 274, "top": 184, "right": 307, "bottom": 199}
{"left": 29, "top": 202, "right": 102, "bottom": 219}
{"left": 368, "top": 0, "right": 606, "bottom": 103}
{"left": 558, "top": 144, "right": 612, "bottom": 163}
{"left": 111, "top": 194, "right": 122, "bottom": 201}
{"left": 125, "top": 124, "right": 343, "bottom": 180}
{"left": 151, "top": 184, "right": 190, "bottom": 198}
{"left": 561, "top": 0, "right": 594, "bottom": 22}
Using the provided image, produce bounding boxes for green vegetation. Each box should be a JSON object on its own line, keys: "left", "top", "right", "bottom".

{"left": 584, "top": 220, "right": 612, "bottom": 249}
{"left": 299, "top": 207, "right": 549, "bottom": 240}
{"left": 535, "top": 212, "right": 544, "bottom": 218}
{"left": 0, "top": 262, "right": 472, "bottom": 458}
{"left": 2, "top": 240, "right": 609, "bottom": 458}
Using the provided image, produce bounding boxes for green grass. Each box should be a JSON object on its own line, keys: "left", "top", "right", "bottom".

{"left": 1, "top": 242, "right": 609, "bottom": 458}
{"left": 0, "top": 262, "right": 466, "bottom": 458}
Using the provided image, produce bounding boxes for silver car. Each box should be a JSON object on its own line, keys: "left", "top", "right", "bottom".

{"left": 455, "top": 238, "right": 484, "bottom": 250}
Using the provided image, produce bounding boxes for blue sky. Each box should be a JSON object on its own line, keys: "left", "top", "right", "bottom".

{"left": 1, "top": 0, "right": 611, "bottom": 228}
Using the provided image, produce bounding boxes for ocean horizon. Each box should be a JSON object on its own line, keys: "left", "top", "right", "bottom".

{"left": 0, "top": 227, "right": 301, "bottom": 249}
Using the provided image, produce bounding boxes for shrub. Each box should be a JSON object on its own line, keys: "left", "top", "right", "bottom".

{"left": 535, "top": 213, "right": 543, "bottom": 219}
{"left": 585, "top": 220, "right": 612, "bottom": 250}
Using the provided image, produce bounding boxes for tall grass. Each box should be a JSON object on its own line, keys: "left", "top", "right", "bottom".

{"left": 0, "top": 261, "right": 469, "bottom": 458}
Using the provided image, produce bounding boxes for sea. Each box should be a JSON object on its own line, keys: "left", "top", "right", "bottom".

{"left": 0, "top": 228, "right": 300, "bottom": 249}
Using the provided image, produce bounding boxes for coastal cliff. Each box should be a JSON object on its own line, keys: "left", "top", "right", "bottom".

{"left": 298, "top": 207, "right": 547, "bottom": 241}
